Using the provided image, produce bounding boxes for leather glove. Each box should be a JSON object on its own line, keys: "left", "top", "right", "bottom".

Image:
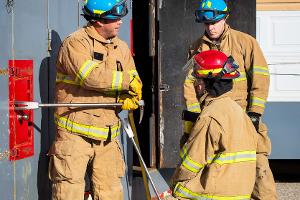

{"left": 129, "top": 76, "right": 142, "bottom": 101}
{"left": 248, "top": 112, "right": 261, "bottom": 132}
{"left": 117, "top": 94, "right": 139, "bottom": 110}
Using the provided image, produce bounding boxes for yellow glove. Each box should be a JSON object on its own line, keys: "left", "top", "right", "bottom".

{"left": 129, "top": 77, "right": 142, "bottom": 101}
{"left": 117, "top": 94, "right": 139, "bottom": 110}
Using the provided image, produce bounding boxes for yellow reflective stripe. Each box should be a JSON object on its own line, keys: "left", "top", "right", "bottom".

{"left": 179, "top": 149, "right": 256, "bottom": 173}
{"left": 253, "top": 66, "right": 269, "bottom": 76}
{"left": 233, "top": 71, "right": 247, "bottom": 82}
{"left": 56, "top": 72, "right": 80, "bottom": 85}
{"left": 196, "top": 68, "right": 222, "bottom": 75}
{"left": 185, "top": 73, "right": 196, "bottom": 84}
{"left": 174, "top": 183, "right": 251, "bottom": 200}
{"left": 77, "top": 60, "right": 98, "bottom": 86}
{"left": 250, "top": 96, "right": 266, "bottom": 108}
{"left": 209, "top": 151, "right": 256, "bottom": 165}
{"left": 207, "top": 1, "right": 212, "bottom": 8}
{"left": 187, "top": 102, "right": 201, "bottom": 112}
{"left": 54, "top": 113, "right": 120, "bottom": 140}
{"left": 93, "top": 9, "right": 105, "bottom": 15}
{"left": 180, "top": 146, "right": 204, "bottom": 173}
{"left": 112, "top": 71, "right": 123, "bottom": 91}
{"left": 196, "top": 68, "right": 237, "bottom": 76}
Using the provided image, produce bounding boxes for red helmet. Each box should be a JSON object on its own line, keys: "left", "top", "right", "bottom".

{"left": 193, "top": 50, "right": 240, "bottom": 79}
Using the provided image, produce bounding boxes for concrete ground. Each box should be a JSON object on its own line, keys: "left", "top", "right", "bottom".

{"left": 277, "top": 182, "right": 300, "bottom": 200}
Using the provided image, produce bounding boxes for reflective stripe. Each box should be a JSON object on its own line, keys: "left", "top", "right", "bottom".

{"left": 233, "top": 71, "right": 247, "bottom": 82}
{"left": 250, "top": 96, "right": 266, "bottom": 108}
{"left": 208, "top": 151, "right": 256, "bottom": 165}
{"left": 180, "top": 149, "right": 256, "bottom": 173}
{"left": 56, "top": 72, "right": 80, "bottom": 85}
{"left": 112, "top": 71, "right": 123, "bottom": 91}
{"left": 77, "top": 60, "right": 98, "bottom": 86}
{"left": 180, "top": 146, "right": 204, "bottom": 173}
{"left": 174, "top": 183, "right": 251, "bottom": 200}
{"left": 196, "top": 69, "right": 237, "bottom": 76}
{"left": 185, "top": 73, "right": 196, "bottom": 84}
{"left": 196, "top": 68, "right": 222, "bottom": 75}
{"left": 253, "top": 66, "right": 269, "bottom": 76}
{"left": 54, "top": 113, "right": 120, "bottom": 140}
{"left": 93, "top": 9, "right": 105, "bottom": 15}
{"left": 187, "top": 102, "right": 201, "bottom": 113}
{"left": 207, "top": 1, "right": 212, "bottom": 8}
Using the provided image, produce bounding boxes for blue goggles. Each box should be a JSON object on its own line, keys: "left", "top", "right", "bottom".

{"left": 100, "top": 0, "right": 128, "bottom": 19}
{"left": 195, "top": 9, "right": 228, "bottom": 23}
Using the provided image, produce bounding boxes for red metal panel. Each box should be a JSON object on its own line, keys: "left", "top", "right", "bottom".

{"left": 8, "top": 60, "right": 34, "bottom": 161}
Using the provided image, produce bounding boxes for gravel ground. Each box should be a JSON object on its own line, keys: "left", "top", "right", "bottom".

{"left": 277, "top": 182, "right": 300, "bottom": 200}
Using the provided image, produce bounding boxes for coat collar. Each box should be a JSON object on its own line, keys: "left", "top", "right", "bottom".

{"left": 85, "top": 23, "right": 119, "bottom": 45}
{"left": 203, "top": 92, "right": 231, "bottom": 108}
{"left": 202, "top": 23, "right": 230, "bottom": 45}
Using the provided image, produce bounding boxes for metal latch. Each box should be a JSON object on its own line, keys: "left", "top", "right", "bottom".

{"left": 159, "top": 83, "right": 170, "bottom": 92}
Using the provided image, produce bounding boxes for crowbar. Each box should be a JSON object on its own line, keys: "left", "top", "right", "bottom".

{"left": 13, "top": 101, "right": 122, "bottom": 110}
{"left": 14, "top": 100, "right": 145, "bottom": 124}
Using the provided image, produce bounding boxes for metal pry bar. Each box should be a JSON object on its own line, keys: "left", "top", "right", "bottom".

{"left": 14, "top": 101, "right": 122, "bottom": 110}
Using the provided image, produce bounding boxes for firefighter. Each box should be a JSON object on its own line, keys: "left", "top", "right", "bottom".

{"left": 172, "top": 50, "right": 258, "bottom": 200}
{"left": 48, "top": 0, "right": 142, "bottom": 199}
{"left": 181, "top": 0, "right": 277, "bottom": 199}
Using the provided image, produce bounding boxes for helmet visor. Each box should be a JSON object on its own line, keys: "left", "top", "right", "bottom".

{"left": 100, "top": 0, "right": 128, "bottom": 19}
{"left": 195, "top": 9, "right": 227, "bottom": 23}
{"left": 218, "top": 56, "right": 240, "bottom": 79}
{"left": 222, "top": 56, "right": 239, "bottom": 74}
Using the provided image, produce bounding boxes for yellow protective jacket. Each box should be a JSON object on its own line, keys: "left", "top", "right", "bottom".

{"left": 184, "top": 24, "right": 269, "bottom": 133}
{"left": 173, "top": 94, "right": 258, "bottom": 200}
{"left": 55, "top": 23, "right": 141, "bottom": 141}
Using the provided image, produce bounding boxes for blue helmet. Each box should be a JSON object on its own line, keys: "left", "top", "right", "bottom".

{"left": 82, "top": 0, "right": 128, "bottom": 20}
{"left": 195, "top": 0, "right": 228, "bottom": 23}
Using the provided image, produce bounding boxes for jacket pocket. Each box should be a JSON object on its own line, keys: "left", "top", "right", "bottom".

{"left": 48, "top": 140, "right": 74, "bottom": 181}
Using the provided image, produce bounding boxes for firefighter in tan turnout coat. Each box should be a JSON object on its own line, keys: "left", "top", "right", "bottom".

{"left": 48, "top": 0, "right": 142, "bottom": 199}
{"left": 172, "top": 50, "right": 258, "bottom": 200}
{"left": 181, "top": 0, "right": 277, "bottom": 199}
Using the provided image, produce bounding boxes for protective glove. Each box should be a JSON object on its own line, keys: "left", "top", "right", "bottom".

{"left": 129, "top": 76, "right": 142, "bottom": 101}
{"left": 117, "top": 94, "right": 139, "bottom": 110}
{"left": 248, "top": 112, "right": 261, "bottom": 132}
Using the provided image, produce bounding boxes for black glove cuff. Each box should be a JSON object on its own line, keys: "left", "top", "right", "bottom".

{"left": 248, "top": 112, "right": 261, "bottom": 131}
{"left": 248, "top": 112, "right": 261, "bottom": 119}
{"left": 182, "top": 110, "right": 200, "bottom": 122}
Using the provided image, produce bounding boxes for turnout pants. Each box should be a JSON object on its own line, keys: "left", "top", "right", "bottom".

{"left": 48, "top": 128, "right": 125, "bottom": 200}
{"left": 251, "top": 122, "right": 278, "bottom": 200}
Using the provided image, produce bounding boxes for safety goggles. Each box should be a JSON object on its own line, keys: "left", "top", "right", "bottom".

{"left": 195, "top": 9, "right": 227, "bottom": 23}
{"left": 99, "top": 0, "right": 128, "bottom": 19}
